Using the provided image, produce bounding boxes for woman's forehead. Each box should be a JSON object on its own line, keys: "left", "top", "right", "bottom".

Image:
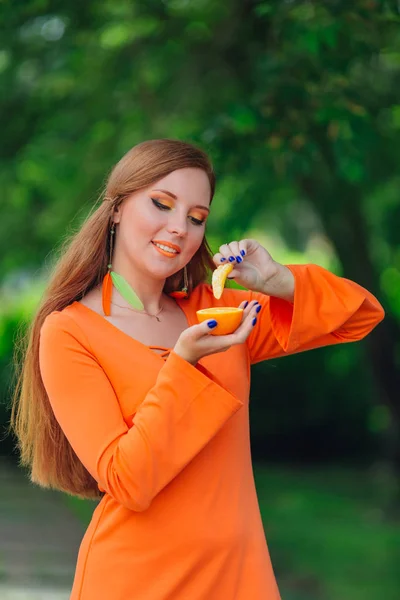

{"left": 150, "top": 168, "right": 211, "bottom": 203}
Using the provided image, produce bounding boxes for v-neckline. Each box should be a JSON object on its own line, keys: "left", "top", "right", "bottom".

{"left": 70, "top": 295, "right": 195, "bottom": 361}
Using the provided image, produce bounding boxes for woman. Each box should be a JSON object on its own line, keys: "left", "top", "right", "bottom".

{"left": 11, "top": 139, "right": 384, "bottom": 599}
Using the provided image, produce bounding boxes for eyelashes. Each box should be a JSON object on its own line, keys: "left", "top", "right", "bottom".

{"left": 151, "top": 198, "right": 206, "bottom": 226}
{"left": 151, "top": 198, "right": 171, "bottom": 211}
{"left": 189, "top": 216, "right": 206, "bottom": 226}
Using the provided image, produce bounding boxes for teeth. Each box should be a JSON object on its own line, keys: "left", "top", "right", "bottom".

{"left": 153, "top": 242, "right": 178, "bottom": 254}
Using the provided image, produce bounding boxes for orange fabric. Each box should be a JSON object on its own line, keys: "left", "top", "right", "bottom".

{"left": 39, "top": 264, "right": 384, "bottom": 600}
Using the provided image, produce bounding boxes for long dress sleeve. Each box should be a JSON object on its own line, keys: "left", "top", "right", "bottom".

{"left": 39, "top": 312, "right": 243, "bottom": 512}
{"left": 222, "top": 263, "right": 385, "bottom": 365}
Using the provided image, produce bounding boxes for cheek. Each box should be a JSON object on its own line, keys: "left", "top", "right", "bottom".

{"left": 187, "top": 230, "right": 205, "bottom": 255}
{"left": 118, "top": 221, "right": 149, "bottom": 256}
{"left": 125, "top": 206, "right": 160, "bottom": 237}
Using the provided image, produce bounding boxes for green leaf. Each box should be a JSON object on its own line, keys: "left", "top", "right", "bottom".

{"left": 100, "top": 24, "right": 133, "bottom": 49}
{"left": 110, "top": 272, "right": 144, "bottom": 310}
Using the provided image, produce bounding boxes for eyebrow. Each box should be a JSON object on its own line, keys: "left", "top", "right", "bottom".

{"left": 153, "top": 189, "right": 210, "bottom": 213}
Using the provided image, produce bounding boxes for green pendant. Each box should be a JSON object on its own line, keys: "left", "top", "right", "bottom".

{"left": 110, "top": 271, "right": 144, "bottom": 311}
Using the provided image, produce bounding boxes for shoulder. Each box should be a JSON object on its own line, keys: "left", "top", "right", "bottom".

{"left": 40, "top": 304, "right": 90, "bottom": 348}
{"left": 41, "top": 308, "right": 71, "bottom": 332}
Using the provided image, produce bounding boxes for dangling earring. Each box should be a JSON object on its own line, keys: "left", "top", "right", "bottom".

{"left": 101, "top": 223, "right": 146, "bottom": 316}
{"left": 102, "top": 222, "right": 115, "bottom": 316}
{"left": 169, "top": 265, "right": 189, "bottom": 299}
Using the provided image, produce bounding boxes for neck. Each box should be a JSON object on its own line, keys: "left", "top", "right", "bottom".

{"left": 111, "top": 256, "right": 166, "bottom": 315}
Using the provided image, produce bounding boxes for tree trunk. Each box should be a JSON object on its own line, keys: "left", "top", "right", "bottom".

{"left": 301, "top": 175, "right": 400, "bottom": 469}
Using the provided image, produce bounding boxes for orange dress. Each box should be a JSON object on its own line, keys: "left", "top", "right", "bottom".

{"left": 39, "top": 264, "right": 384, "bottom": 600}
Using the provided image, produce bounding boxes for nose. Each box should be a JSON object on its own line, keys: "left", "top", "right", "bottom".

{"left": 166, "top": 213, "right": 187, "bottom": 238}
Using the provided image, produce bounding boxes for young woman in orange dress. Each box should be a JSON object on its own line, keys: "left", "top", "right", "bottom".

{"left": 11, "top": 139, "right": 384, "bottom": 599}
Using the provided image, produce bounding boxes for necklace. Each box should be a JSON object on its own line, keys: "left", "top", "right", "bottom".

{"left": 111, "top": 301, "right": 164, "bottom": 322}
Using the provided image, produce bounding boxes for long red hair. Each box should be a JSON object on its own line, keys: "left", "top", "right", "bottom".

{"left": 10, "top": 139, "right": 216, "bottom": 499}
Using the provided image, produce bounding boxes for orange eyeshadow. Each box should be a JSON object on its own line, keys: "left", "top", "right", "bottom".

{"left": 189, "top": 211, "right": 207, "bottom": 221}
{"left": 151, "top": 194, "right": 175, "bottom": 208}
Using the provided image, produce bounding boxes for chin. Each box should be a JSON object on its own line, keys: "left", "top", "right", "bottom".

{"left": 145, "top": 262, "right": 182, "bottom": 280}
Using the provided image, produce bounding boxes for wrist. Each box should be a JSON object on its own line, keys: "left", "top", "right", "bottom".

{"left": 173, "top": 345, "right": 198, "bottom": 366}
{"left": 260, "top": 262, "right": 295, "bottom": 302}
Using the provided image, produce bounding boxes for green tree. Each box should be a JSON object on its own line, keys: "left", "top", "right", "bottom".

{"left": 1, "top": 0, "right": 399, "bottom": 463}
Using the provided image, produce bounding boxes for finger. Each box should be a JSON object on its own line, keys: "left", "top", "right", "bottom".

{"left": 238, "top": 299, "right": 250, "bottom": 311}
{"left": 226, "top": 241, "right": 243, "bottom": 264}
{"left": 238, "top": 240, "right": 248, "bottom": 259}
{"left": 226, "top": 266, "right": 241, "bottom": 280}
{"left": 229, "top": 308, "right": 260, "bottom": 344}
{"left": 213, "top": 252, "right": 226, "bottom": 266}
{"left": 212, "top": 251, "right": 240, "bottom": 278}
{"left": 185, "top": 320, "right": 219, "bottom": 340}
{"left": 238, "top": 301, "right": 260, "bottom": 326}
{"left": 236, "top": 299, "right": 255, "bottom": 319}
{"left": 218, "top": 243, "right": 236, "bottom": 264}
{"left": 239, "top": 238, "right": 259, "bottom": 256}
{"left": 237, "top": 299, "right": 250, "bottom": 321}
{"left": 218, "top": 323, "right": 252, "bottom": 347}
{"left": 241, "top": 299, "right": 259, "bottom": 318}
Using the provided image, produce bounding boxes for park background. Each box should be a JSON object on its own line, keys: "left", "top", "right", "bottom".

{"left": 1, "top": 1, "right": 400, "bottom": 599}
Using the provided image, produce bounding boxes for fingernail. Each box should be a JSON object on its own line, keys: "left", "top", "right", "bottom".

{"left": 229, "top": 256, "right": 235, "bottom": 262}
{"left": 252, "top": 317, "right": 257, "bottom": 326}
{"left": 208, "top": 320, "right": 218, "bottom": 328}
{"left": 240, "top": 250, "right": 246, "bottom": 256}
{"left": 236, "top": 256, "right": 242, "bottom": 263}
{"left": 244, "top": 301, "right": 249, "bottom": 308}
{"left": 220, "top": 257, "right": 226, "bottom": 262}
{"left": 256, "top": 305, "right": 261, "bottom": 313}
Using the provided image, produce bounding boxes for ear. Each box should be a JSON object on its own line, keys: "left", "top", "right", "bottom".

{"left": 112, "top": 206, "right": 121, "bottom": 224}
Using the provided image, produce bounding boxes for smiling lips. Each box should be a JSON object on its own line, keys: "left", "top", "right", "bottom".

{"left": 152, "top": 240, "right": 181, "bottom": 258}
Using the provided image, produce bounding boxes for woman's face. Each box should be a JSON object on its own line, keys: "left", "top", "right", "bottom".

{"left": 113, "top": 167, "right": 211, "bottom": 280}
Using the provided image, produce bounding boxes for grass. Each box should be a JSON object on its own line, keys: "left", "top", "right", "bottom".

{"left": 254, "top": 464, "right": 400, "bottom": 600}
{"left": 64, "top": 465, "right": 400, "bottom": 600}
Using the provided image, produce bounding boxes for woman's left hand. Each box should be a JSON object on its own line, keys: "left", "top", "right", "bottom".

{"left": 213, "top": 239, "right": 295, "bottom": 301}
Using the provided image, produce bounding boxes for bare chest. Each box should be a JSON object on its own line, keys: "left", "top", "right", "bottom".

{"left": 79, "top": 288, "right": 190, "bottom": 350}
{"left": 105, "top": 307, "right": 188, "bottom": 350}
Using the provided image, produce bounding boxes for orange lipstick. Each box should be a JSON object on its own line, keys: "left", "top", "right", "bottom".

{"left": 152, "top": 240, "right": 181, "bottom": 258}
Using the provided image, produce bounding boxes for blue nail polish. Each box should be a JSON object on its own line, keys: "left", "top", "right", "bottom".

{"left": 236, "top": 256, "right": 242, "bottom": 263}
{"left": 220, "top": 257, "right": 226, "bottom": 262}
{"left": 256, "top": 305, "right": 261, "bottom": 313}
{"left": 252, "top": 317, "right": 257, "bottom": 326}
{"left": 208, "top": 320, "right": 218, "bottom": 328}
{"left": 244, "top": 301, "right": 249, "bottom": 308}
{"left": 229, "top": 256, "right": 235, "bottom": 262}
{"left": 240, "top": 249, "right": 246, "bottom": 256}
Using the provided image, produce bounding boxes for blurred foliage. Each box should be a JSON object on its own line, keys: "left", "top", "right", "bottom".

{"left": 1, "top": 0, "right": 400, "bottom": 463}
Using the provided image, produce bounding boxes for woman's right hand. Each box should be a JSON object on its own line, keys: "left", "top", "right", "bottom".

{"left": 173, "top": 300, "right": 261, "bottom": 365}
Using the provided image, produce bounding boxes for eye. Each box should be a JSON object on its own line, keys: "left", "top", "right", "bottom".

{"left": 151, "top": 198, "right": 171, "bottom": 211}
{"left": 189, "top": 216, "right": 205, "bottom": 226}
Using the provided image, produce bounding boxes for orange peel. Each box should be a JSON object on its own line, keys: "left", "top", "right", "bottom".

{"left": 196, "top": 307, "right": 243, "bottom": 336}
{"left": 212, "top": 263, "right": 233, "bottom": 299}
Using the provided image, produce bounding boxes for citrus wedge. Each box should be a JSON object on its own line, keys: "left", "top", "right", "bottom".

{"left": 212, "top": 263, "right": 233, "bottom": 299}
{"left": 196, "top": 307, "right": 243, "bottom": 335}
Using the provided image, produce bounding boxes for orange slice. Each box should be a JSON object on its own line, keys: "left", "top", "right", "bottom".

{"left": 196, "top": 307, "right": 243, "bottom": 335}
{"left": 212, "top": 263, "right": 233, "bottom": 299}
